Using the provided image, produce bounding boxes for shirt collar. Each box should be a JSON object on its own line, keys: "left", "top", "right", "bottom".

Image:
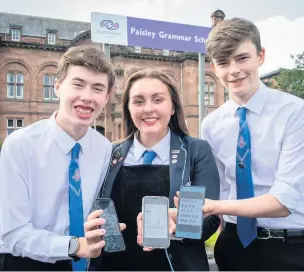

{"left": 133, "top": 129, "right": 171, "bottom": 162}
{"left": 48, "top": 111, "right": 91, "bottom": 155}
{"left": 226, "top": 81, "right": 269, "bottom": 116}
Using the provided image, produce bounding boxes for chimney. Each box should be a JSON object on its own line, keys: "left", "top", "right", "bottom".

{"left": 211, "top": 10, "right": 225, "bottom": 28}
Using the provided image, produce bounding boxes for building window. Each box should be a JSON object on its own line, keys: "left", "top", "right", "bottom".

{"left": 11, "top": 29, "right": 21, "bottom": 41}
{"left": 43, "top": 75, "right": 58, "bottom": 100}
{"left": 118, "top": 124, "right": 121, "bottom": 139}
{"left": 47, "top": 33, "right": 56, "bottom": 45}
{"left": 224, "top": 88, "right": 229, "bottom": 102}
{"left": 7, "top": 118, "right": 23, "bottom": 135}
{"left": 134, "top": 46, "right": 141, "bottom": 53}
{"left": 205, "top": 82, "right": 215, "bottom": 106}
{"left": 7, "top": 72, "right": 24, "bottom": 99}
{"left": 163, "top": 49, "right": 169, "bottom": 56}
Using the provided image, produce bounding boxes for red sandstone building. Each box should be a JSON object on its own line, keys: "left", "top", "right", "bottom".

{"left": 0, "top": 10, "right": 228, "bottom": 143}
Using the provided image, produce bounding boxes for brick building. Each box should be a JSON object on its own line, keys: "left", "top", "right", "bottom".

{"left": 0, "top": 11, "right": 228, "bottom": 143}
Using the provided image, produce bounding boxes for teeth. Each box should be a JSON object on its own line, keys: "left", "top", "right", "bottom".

{"left": 76, "top": 107, "right": 92, "bottom": 115}
{"left": 144, "top": 118, "right": 157, "bottom": 122}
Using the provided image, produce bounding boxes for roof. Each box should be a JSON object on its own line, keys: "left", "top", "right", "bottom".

{"left": 260, "top": 68, "right": 282, "bottom": 79}
{"left": 0, "top": 12, "right": 90, "bottom": 40}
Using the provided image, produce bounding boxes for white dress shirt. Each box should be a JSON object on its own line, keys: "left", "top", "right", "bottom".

{"left": 0, "top": 113, "right": 112, "bottom": 263}
{"left": 123, "top": 130, "right": 171, "bottom": 166}
{"left": 201, "top": 82, "right": 304, "bottom": 229}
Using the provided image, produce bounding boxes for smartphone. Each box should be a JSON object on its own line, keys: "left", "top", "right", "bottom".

{"left": 94, "top": 198, "right": 126, "bottom": 252}
{"left": 142, "top": 196, "right": 170, "bottom": 248}
{"left": 175, "top": 186, "right": 205, "bottom": 239}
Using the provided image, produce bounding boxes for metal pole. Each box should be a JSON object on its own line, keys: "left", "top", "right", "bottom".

{"left": 103, "top": 43, "right": 110, "bottom": 137}
{"left": 198, "top": 53, "right": 205, "bottom": 137}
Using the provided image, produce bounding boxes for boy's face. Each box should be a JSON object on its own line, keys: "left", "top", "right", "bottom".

{"left": 55, "top": 65, "right": 110, "bottom": 131}
{"left": 211, "top": 40, "right": 265, "bottom": 102}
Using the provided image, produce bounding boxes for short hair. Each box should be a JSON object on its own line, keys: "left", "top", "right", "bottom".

{"left": 121, "top": 69, "right": 189, "bottom": 139}
{"left": 206, "top": 18, "right": 262, "bottom": 62}
{"left": 56, "top": 46, "right": 115, "bottom": 92}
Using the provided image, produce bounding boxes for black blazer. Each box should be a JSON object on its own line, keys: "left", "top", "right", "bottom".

{"left": 95, "top": 132, "right": 220, "bottom": 271}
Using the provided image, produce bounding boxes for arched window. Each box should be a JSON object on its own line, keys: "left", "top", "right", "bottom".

{"left": 43, "top": 75, "right": 58, "bottom": 100}
{"left": 7, "top": 72, "right": 24, "bottom": 99}
{"left": 205, "top": 82, "right": 215, "bottom": 106}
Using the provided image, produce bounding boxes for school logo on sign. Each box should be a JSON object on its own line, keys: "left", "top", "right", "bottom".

{"left": 100, "top": 20, "right": 120, "bottom": 30}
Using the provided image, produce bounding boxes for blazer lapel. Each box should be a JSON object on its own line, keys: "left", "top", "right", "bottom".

{"left": 101, "top": 138, "right": 133, "bottom": 197}
{"left": 169, "top": 132, "right": 187, "bottom": 207}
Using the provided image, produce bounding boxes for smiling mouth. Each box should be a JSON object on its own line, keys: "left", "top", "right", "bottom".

{"left": 75, "top": 106, "right": 94, "bottom": 116}
{"left": 143, "top": 117, "right": 158, "bottom": 125}
{"left": 229, "top": 77, "right": 247, "bottom": 83}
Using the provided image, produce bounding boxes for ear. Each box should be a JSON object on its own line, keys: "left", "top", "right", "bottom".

{"left": 54, "top": 79, "right": 60, "bottom": 98}
{"left": 211, "top": 61, "right": 216, "bottom": 74}
{"left": 258, "top": 48, "right": 265, "bottom": 67}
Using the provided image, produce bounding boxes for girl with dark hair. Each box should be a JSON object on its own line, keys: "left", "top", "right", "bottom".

{"left": 86, "top": 69, "right": 220, "bottom": 271}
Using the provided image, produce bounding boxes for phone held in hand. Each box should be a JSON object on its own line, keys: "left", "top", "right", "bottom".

{"left": 175, "top": 186, "right": 205, "bottom": 239}
{"left": 94, "top": 198, "right": 126, "bottom": 252}
{"left": 142, "top": 196, "right": 170, "bottom": 249}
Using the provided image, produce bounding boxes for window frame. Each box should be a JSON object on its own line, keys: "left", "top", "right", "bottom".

{"left": 6, "top": 72, "right": 24, "bottom": 99}
{"left": 11, "top": 29, "right": 21, "bottom": 41}
{"left": 43, "top": 74, "right": 58, "bottom": 101}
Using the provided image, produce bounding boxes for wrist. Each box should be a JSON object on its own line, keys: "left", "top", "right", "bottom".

{"left": 214, "top": 200, "right": 224, "bottom": 215}
{"left": 76, "top": 237, "right": 88, "bottom": 259}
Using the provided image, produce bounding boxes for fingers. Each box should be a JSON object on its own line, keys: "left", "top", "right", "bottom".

{"left": 137, "top": 212, "right": 143, "bottom": 247}
{"left": 85, "top": 228, "right": 106, "bottom": 240}
{"left": 168, "top": 209, "right": 177, "bottom": 234}
{"left": 84, "top": 217, "right": 105, "bottom": 232}
{"left": 174, "top": 196, "right": 179, "bottom": 208}
{"left": 119, "top": 223, "right": 126, "bottom": 231}
{"left": 174, "top": 191, "right": 180, "bottom": 208}
{"left": 88, "top": 240, "right": 106, "bottom": 258}
{"left": 87, "top": 209, "right": 103, "bottom": 221}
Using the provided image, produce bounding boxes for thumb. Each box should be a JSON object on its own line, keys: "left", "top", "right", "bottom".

{"left": 174, "top": 196, "right": 179, "bottom": 208}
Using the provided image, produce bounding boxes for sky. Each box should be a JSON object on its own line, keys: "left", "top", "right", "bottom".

{"left": 0, "top": 0, "right": 303, "bottom": 75}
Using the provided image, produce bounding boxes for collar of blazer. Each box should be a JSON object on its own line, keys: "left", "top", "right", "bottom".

{"left": 104, "top": 132, "right": 189, "bottom": 207}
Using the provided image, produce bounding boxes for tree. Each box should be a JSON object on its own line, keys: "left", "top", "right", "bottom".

{"left": 272, "top": 69, "right": 304, "bottom": 99}
{"left": 267, "top": 52, "right": 304, "bottom": 99}
{"left": 291, "top": 51, "right": 304, "bottom": 69}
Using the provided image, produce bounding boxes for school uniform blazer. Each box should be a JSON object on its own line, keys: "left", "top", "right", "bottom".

{"left": 98, "top": 132, "right": 220, "bottom": 271}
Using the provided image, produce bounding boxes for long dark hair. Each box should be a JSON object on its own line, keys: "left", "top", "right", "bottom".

{"left": 121, "top": 69, "right": 189, "bottom": 139}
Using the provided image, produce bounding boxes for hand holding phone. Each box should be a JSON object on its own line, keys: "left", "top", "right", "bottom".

{"left": 94, "top": 198, "right": 126, "bottom": 252}
{"left": 142, "top": 196, "right": 170, "bottom": 249}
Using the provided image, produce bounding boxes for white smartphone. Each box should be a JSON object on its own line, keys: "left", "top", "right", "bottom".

{"left": 142, "top": 196, "right": 170, "bottom": 248}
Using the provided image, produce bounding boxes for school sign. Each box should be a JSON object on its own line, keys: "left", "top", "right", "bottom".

{"left": 91, "top": 12, "right": 211, "bottom": 53}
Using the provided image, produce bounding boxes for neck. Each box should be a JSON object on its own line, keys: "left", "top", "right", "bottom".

{"left": 56, "top": 112, "right": 88, "bottom": 141}
{"left": 230, "top": 82, "right": 260, "bottom": 106}
{"left": 138, "top": 128, "right": 169, "bottom": 149}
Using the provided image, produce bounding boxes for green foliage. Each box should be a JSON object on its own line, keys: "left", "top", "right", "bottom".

{"left": 273, "top": 68, "right": 304, "bottom": 99}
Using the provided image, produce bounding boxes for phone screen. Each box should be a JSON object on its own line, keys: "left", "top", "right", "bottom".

{"left": 144, "top": 203, "right": 168, "bottom": 238}
{"left": 176, "top": 186, "right": 205, "bottom": 239}
{"left": 142, "top": 196, "right": 170, "bottom": 248}
{"left": 95, "top": 198, "right": 126, "bottom": 252}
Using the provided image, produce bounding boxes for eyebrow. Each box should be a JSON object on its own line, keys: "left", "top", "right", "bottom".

{"left": 130, "top": 92, "right": 167, "bottom": 99}
{"left": 234, "top": 52, "right": 251, "bottom": 58}
{"left": 72, "top": 77, "right": 107, "bottom": 88}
